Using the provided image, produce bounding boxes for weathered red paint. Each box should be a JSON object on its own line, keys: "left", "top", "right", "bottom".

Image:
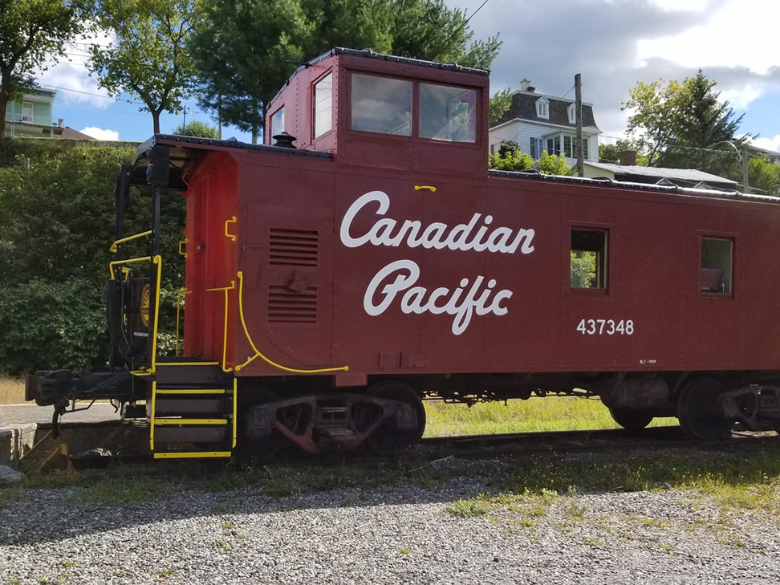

{"left": 166, "top": 50, "right": 780, "bottom": 387}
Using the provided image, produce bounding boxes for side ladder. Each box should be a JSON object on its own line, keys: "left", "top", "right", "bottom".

{"left": 148, "top": 362, "right": 237, "bottom": 459}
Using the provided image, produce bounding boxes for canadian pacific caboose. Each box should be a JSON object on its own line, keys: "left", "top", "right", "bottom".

{"left": 28, "top": 48, "right": 780, "bottom": 458}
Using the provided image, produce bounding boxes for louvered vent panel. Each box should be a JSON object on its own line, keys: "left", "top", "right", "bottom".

{"left": 269, "top": 228, "right": 319, "bottom": 267}
{"left": 268, "top": 285, "right": 318, "bottom": 324}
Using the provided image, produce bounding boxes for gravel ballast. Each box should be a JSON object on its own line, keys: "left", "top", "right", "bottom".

{"left": 1, "top": 462, "right": 779, "bottom": 584}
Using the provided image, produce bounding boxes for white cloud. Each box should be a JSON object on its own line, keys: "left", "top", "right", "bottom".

{"left": 81, "top": 127, "right": 120, "bottom": 141}
{"left": 35, "top": 28, "right": 115, "bottom": 109}
{"left": 751, "top": 135, "right": 780, "bottom": 154}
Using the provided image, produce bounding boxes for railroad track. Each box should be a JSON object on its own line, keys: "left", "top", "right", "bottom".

{"left": 24, "top": 420, "right": 780, "bottom": 470}
{"left": 414, "top": 425, "right": 780, "bottom": 458}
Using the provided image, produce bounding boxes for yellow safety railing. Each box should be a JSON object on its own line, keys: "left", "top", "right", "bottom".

{"left": 110, "top": 254, "right": 163, "bottom": 375}
{"left": 109, "top": 230, "right": 153, "bottom": 253}
{"left": 149, "top": 380, "right": 157, "bottom": 450}
{"left": 207, "top": 281, "right": 236, "bottom": 372}
{"left": 234, "top": 271, "right": 349, "bottom": 374}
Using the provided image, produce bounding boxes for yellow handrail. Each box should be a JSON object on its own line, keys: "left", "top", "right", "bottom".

{"left": 206, "top": 281, "right": 236, "bottom": 372}
{"left": 149, "top": 380, "right": 157, "bottom": 450}
{"left": 109, "top": 256, "right": 152, "bottom": 279}
{"left": 234, "top": 271, "right": 349, "bottom": 374}
{"left": 109, "top": 230, "right": 153, "bottom": 253}
{"left": 224, "top": 216, "right": 237, "bottom": 242}
{"left": 149, "top": 255, "right": 163, "bottom": 374}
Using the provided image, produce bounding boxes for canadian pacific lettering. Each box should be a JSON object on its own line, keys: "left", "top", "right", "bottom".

{"left": 340, "top": 190, "right": 535, "bottom": 335}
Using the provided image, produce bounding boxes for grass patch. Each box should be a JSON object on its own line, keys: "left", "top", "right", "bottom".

{"left": 447, "top": 496, "right": 491, "bottom": 518}
{"left": 0, "top": 376, "right": 25, "bottom": 405}
{"left": 424, "top": 396, "right": 677, "bottom": 437}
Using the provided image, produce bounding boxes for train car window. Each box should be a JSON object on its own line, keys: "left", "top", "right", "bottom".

{"left": 701, "top": 237, "right": 733, "bottom": 294}
{"left": 351, "top": 73, "right": 412, "bottom": 136}
{"left": 419, "top": 83, "right": 477, "bottom": 142}
{"left": 313, "top": 72, "right": 333, "bottom": 138}
{"left": 571, "top": 229, "right": 608, "bottom": 289}
{"left": 270, "top": 107, "right": 284, "bottom": 138}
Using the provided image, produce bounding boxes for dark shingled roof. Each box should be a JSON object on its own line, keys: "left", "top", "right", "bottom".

{"left": 493, "top": 91, "right": 599, "bottom": 130}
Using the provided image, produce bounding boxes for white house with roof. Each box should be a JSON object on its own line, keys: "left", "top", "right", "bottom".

{"left": 489, "top": 79, "right": 601, "bottom": 167}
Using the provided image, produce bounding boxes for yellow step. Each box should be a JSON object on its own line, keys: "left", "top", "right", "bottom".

{"left": 155, "top": 389, "right": 227, "bottom": 395}
{"left": 154, "top": 452, "right": 232, "bottom": 459}
{"left": 152, "top": 418, "right": 228, "bottom": 425}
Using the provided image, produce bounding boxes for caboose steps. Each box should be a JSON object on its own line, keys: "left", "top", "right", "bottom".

{"left": 148, "top": 362, "right": 237, "bottom": 459}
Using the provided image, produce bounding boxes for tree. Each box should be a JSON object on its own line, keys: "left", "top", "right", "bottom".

{"left": 189, "top": 0, "right": 312, "bottom": 144}
{"left": 388, "top": 0, "right": 500, "bottom": 70}
{"left": 536, "top": 151, "right": 570, "bottom": 175}
{"left": 173, "top": 120, "right": 219, "bottom": 138}
{"left": 87, "top": 0, "right": 200, "bottom": 135}
{"left": 0, "top": 0, "right": 83, "bottom": 136}
{"left": 598, "top": 139, "right": 649, "bottom": 166}
{"left": 489, "top": 88, "right": 512, "bottom": 125}
{"left": 488, "top": 144, "right": 533, "bottom": 172}
{"left": 188, "top": 0, "right": 501, "bottom": 140}
{"left": 748, "top": 155, "right": 780, "bottom": 196}
{"left": 623, "top": 71, "right": 747, "bottom": 172}
{"left": 301, "top": 0, "right": 393, "bottom": 56}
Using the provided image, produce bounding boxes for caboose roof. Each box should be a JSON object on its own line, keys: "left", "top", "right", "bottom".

{"left": 268, "top": 47, "right": 489, "bottom": 109}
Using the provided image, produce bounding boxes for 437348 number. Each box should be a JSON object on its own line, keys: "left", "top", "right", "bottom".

{"left": 576, "top": 319, "right": 634, "bottom": 336}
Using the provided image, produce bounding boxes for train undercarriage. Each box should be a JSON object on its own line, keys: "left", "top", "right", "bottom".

{"left": 27, "top": 364, "right": 780, "bottom": 459}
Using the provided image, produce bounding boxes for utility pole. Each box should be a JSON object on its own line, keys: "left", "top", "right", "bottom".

{"left": 183, "top": 106, "right": 187, "bottom": 129}
{"left": 575, "top": 73, "right": 584, "bottom": 177}
{"left": 741, "top": 148, "right": 749, "bottom": 194}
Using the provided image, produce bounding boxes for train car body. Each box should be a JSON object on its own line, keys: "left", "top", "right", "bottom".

{"left": 28, "top": 49, "right": 780, "bottom": 458}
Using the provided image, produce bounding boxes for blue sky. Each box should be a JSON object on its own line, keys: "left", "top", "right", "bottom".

{"left": 39, "top": 0, "right": 780, "bottom": 151}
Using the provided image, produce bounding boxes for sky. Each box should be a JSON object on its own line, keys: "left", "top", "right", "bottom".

{"left": 38, "top": 0, "right": 780, "bottom": 152}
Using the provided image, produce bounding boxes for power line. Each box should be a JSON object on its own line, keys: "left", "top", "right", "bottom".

{"left": 465, "top": 0, "right": 491, "bottom": 24}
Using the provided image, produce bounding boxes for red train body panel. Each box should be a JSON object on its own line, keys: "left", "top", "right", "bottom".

{"left": 169, "top": 49, "right": 780, "bottom": 386}
{"left": 29, "top": 49, "right": 780, "bottom": 457}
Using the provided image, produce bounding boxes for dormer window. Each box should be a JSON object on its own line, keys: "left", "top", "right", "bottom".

{"left": 568, "top": 103, "right": 576, "bottom": 124}
{"left": 536, "top": 97, "right": 549, "bottom": 120}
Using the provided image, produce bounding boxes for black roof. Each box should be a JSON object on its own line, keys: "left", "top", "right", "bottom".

{"left": 492, "top": 91, "right": 599, "bottom": 130}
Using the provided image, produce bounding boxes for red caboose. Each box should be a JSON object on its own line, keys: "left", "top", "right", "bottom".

{"left": 29, "top": 49, "right": 780, "bottom": 457}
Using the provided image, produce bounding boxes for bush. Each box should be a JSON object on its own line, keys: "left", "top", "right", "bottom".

{"left": 0, "top": 140, "right": 186, "bottom": 373}
{"left": 0, "top": 278, "right": 108, "bottom": 374}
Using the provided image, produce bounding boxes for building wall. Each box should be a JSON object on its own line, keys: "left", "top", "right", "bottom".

{"left": 4, "top": 91, "right": 56, "bottom": 138}
{"left": 490, "top": 120, "right": 599, "bottom": 165}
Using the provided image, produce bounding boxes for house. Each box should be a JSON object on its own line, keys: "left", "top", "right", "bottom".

{"left": 583, "top": 151, "right": 738, "bottom": 191}
{"left": 3, "top": 88, "right": 62, "bottom": 138}
{"left": 489, "top": 79, "right": 601, "bottom": 167}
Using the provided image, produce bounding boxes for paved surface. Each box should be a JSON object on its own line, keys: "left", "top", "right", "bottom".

{"left": 0, "top": 403, "right": 121, "bottom": 428}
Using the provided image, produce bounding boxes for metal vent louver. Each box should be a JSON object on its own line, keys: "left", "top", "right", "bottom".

{"left": 268, "top": 285, "right": 318, "bottom": 324}
{"left": 269, "top": 228, "right": 319, "bottom": 267}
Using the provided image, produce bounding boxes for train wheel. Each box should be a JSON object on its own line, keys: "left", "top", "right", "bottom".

{"left": 609, "top": 407, "right": 653, "bottom": 431}
{"left": 239, "top": 388, "right": 284, "bottom": 463}
{"left": 363, "top": 382, "right": 426, "bottom": 456}
{"left": 677, "top": 379, "right": 732, "bottom": 440}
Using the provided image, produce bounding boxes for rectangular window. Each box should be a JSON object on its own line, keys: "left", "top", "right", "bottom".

{"left": 530, "top": 138, "right": 543, "bottom": 159}
{"left": 564, "top": 136, "right": 574, "bottom": 158}
{"left": 270, "top": 107, "right": 284, "bottom": 139}
{"left": 313, "top": 72, "right": 333, "bottom": 139}
{"left": 419, "top": 83, "right": 477, "bottom": 143}
{"left": 351, "top": 73, "right": 412, "bottom": 136}
{"left": 22, "top": 102, "right": 33, "bottom": 122}
{"left": 546, "top": 136, "right": 561, "bottom": 156}
{"left": 701, "top": 237, "right": 733, "bottom": 294}
{"left": 571, "top": 229, "right": 608, "bottom": 289}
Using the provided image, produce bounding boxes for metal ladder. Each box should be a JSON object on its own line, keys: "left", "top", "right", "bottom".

{"left": 148, "top": 362, "right": 237, "bottom": 459}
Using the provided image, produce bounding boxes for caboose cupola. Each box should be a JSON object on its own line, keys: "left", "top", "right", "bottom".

{"left": 266, "top": 48, "right": 490, "bottom": 177}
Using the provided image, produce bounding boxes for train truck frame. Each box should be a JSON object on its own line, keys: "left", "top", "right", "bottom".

{"left": 27, "top": 48, "right": 780, "bottom": 458}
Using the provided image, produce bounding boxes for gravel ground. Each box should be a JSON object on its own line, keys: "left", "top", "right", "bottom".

{"left": 1, "top": 461, "right": 779, "bottom": 584}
